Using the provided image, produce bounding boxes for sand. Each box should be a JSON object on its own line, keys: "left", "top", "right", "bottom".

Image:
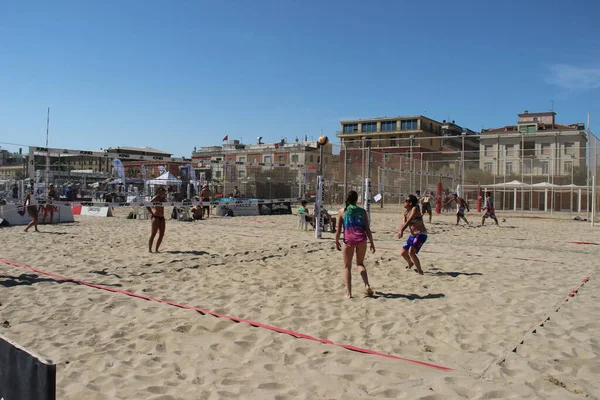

{"left": 0, "top": 206, "right": 599, "bottom": 399}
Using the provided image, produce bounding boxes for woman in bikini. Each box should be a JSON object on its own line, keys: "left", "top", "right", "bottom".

{"left": 23, "top": 189, "right": 40, "bottom": 232}
{"left": 398, "top": 194, "right": 428, "bottom": 275}
{"left": 146, "top": 186, "right": 167, "bottom": 253}
{"left": 335, "top": 190, "right": 375, "bottom": 299}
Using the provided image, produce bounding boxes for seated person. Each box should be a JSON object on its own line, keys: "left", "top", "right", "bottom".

{"left": 320, "top": 206, "right": 336, "bottom": 232}
{"left": 297, "top": 200, "right": 314, "bottom": 226}
{"left": 191, "top": 205, "right": 203, "bottom": 220}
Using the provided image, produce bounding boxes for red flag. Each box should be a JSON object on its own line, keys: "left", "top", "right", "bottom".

{"left": 222, "top": 135, "right": 228, "bottom": 141}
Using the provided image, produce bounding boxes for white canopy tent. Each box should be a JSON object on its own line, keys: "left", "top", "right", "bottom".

{"left": 464, "top": 180, "right": 591, "bottom": 214}
{"left": 147, "top": 172, "right": 181, "bottom": 186}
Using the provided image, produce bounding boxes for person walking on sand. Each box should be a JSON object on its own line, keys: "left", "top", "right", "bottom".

{"left": 481, "top": 191, "right": 499, "bottom": 226}
{"left": 199, "top": 184, "right": 211, "bottom": 219}
{"left": 445, "top": 193, "right": 470, "bottom": 225}
{"left": 42, "top": 184, "right": 57, "bottom": 224}
{"left": 335, "top": 190, "right": 375, "bottom": 299}
{"left": 23, "top": 189, "right": 40, "bottom": 232}
{"left": 398, "top": 194, "right": 428, "bottom": 275}
{"left": 146, "top": 186, "right": 167, "bottom": 253}
{"left": 420, "top": 190, "right": 434, "bottom": 223}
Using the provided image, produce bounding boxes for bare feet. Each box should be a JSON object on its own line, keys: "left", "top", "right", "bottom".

{"left": 405, "top": 261, "right": 414, "bottom": 270}
{"left": 344, "top": 293, "right": 352, "bottom": 299}
{"left": 365, "top": 287, "right": 374, "bottom": 297}
{"left": 414, "top": 269, "right": 424, "bottom": 275}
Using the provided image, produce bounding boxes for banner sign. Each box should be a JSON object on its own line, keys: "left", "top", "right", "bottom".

{"left": 259, "top": 201, "right": 292, "bottom": 215}
{"left": 381, "top": 166, "right": 455, "bottom": 178}
{"left": 0, "top": 205, "right": 74, "bottom": 226}
{"left": 36, "top": 197, "right": 302, "bottom": 208}
{"left": 0, "top": 333, "right": 56, "bottom": 400}
{"left": 80, "top": 206, "right": 113, "bottom": 217}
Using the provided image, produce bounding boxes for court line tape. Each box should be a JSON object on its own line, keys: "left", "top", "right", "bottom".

{"left": 0, "top": 258, "right": 453, "bottom": 372}
{"left": 567, "top": 241, "right": 599, "bottom": 245}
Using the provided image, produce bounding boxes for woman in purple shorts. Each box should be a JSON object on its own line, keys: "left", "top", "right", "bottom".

{"left": 398, "top": 194, "right": 428, "bottom": 275}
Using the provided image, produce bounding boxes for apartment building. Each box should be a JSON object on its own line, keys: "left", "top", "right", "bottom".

{"left": 191, "top": 138, "right": 334, "bottom": 198}
{"left": 480, "top": 111, "right": 587, "bottom": 182}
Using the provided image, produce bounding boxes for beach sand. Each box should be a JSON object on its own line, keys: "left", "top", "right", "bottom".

{"left": 1, "top": 206, "right": 599, "bottom": 399}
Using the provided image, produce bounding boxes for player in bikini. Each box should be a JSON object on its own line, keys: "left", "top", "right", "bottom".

{"left": 146, "top": 186, "right": 167, "bottom": 253}
{"left": 398, "top": 194, "right": 428, "bottom": 275}
{"left": 335, "top": 190, "right": 375, "bottom": 299}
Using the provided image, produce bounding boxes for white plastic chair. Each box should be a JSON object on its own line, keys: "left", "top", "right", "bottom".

{"left": 297, "top": 213, "right": 309, "bottom": 230}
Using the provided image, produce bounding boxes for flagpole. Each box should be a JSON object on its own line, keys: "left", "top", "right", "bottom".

{"left": 44, "top": 107, "right": 50, "bottom": 196}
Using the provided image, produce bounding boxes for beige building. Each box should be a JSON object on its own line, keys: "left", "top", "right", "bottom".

{"left": 480, "top": 111, "right": 587, "bottom": 182}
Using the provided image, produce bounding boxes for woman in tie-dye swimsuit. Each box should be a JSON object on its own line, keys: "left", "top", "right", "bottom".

{"left": 335, "top": 190, "right": 375, "bottom": 299}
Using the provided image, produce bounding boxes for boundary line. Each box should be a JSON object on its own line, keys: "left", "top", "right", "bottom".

{"left": 0, "top": 258, "right": 453, "bottom": 372}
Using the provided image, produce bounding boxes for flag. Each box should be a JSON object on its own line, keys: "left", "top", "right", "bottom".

{"left": 112, "top": 159, "right": 125, "bottom": 183}
{"left": 187, "top": 164, "right": 196, "bottom": 185}
{"left": 222, "top": 135, "right": 228, "bottom": 141}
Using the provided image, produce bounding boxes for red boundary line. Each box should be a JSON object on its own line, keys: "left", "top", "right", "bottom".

{"left": 567, "top": 241, "right": 599, "bottom": 245}
{"left": 509, "top": 274, "right": 591, "bottom": 354}
{"left": 0, "top": 258, "right": 452, "bottom": 372}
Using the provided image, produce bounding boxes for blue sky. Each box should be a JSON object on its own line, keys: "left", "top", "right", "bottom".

{"left": 1, "top": 0, "right": 599, "bottom": 157}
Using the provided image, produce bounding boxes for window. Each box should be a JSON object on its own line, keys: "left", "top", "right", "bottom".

{"left": 362, "top": 122, "right": 377, "bottom": 133}
{"left": 309, "top": 155, "right": 314, "bottom": 162}
{"left": 277, "top": 155, "right": 284, "bottom": 163}
{"left": 505, "top": 162, "right": 513, "bottom": 175}
{"left": 484, "top": 162, "right": 493, "bottom": 173}
{"left": 346, "top": 153, "right": 352, "bottom": 164}
{"left": 541, "top": 161, "right": 549, "bottom": 175}
{"left": 564, "top": 161, "right": 573, "bottom": 173}
{"left": 252, "top": 157, "right": 257, "bottom": 163}
{"left": 238, "top": 170, "right": 246, "bottom": 178}
{"left": 381, "top": 121, "right": 396, "bottom": 132}
{"left": 564, "top": 142, "right": 575, "bottom": 155}
{"left": 484, "top": 145, "right": 494, "bottom": 157}
{"left": 215, "top": 171, "right": 222, "bottom": 179}
{"left": 505, "top": 144, "right": 515, "bottom": 156}
{"left": 343, "top": 124, "right": 358, "bottom": 134}
{"left": 390, "top": 137, "right": 397, "bottom": 147}
{"left": 238, "top": 157, "right": 246, "bottom": 163}
{"left": 291, "top": 154, "right": 298, "bottom": 163}
{"left": 541, "top": 143, "right": 551, "bottom": 155}
{"left": 384, "top": 153, "right": 390, "bottom": 162}
{"left": 401, "top": 119, "right": 418, "bottom": 130}
{"left": 264, "top": 156, "right": 272, "bottom": 163}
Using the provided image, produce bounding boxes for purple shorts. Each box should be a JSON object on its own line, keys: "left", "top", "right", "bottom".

{"left": 402, "top": 233, "right": 428, "bottom": 253}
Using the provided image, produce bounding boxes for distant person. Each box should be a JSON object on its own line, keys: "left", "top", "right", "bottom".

{"left": 199, "top": 184, "right": 211, "bottom": 219}
{"left": 298, "top": 200, "right": 314, "bottom": 227}
{"left": 398, "top": 194, "right": 427, "bottom": 275}
{"left": 23, "top": 189, "right": 40, "bottom": 232}
{"left": 12, "top": 183, "right": 18, "bottom": 199}
{"left": 146, "top": 186, "right": 167, "bottom": 253}
{"left": 335, "top": 190, "right": 375, "bottom": 299}
{"left": 445, "top": 193, "right": 470, "bottom": 225}
{"left": 42, "top": 184, "right": 57, "bottom": 224}
{"left": 65, "top": 185, "right": 73, "bottom": 201}
{"left": 481, "top": 192, "right": 499, "bottom": 226}
{"left": 420, "top": 191, "right": 434, "bottom": 223}
{"left": 233, "top": 186, "right": 241, "bottom": 198}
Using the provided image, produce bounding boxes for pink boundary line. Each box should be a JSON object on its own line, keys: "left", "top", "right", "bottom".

{"left": 0, "top": 258, "right": 453, "bottom": 372}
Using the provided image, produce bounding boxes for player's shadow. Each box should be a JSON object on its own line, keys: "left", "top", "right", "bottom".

{"left": 427, "top": 271, "right": 483, "bottom": 277}
{"left": 0, "top": 273, "right": 67, "bottom": 288}
{"left": 373, "top": 292, "right": 445, "bottom": 300}
{"left": 0, "top": 273, "right": 123, "bottom": 288}
{"left": 165, "top": 250, "right": 210, "bottom": 255}
{"left": 37, "top": 231, "right": 69, "bottom": 235}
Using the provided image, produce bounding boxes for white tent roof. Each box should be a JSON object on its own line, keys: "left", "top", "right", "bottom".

{"left": 147, "top": 171, "right": 181, "bottom": 185}
{"left": 531, "top": 182, "right": 559, "bottom": 187}
{"left": 486, "top": 180, "right": 526, "bottom": 187}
